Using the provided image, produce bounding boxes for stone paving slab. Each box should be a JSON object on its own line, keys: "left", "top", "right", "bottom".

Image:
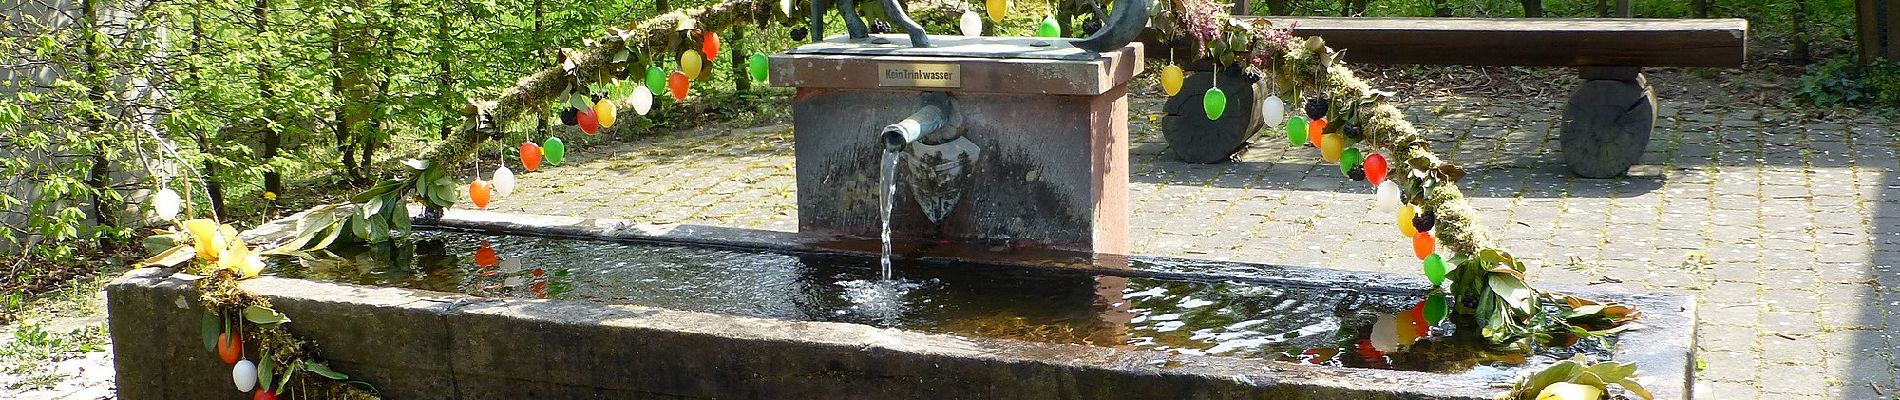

{"left": 480, "top": 88, "right": 1900, "bottom": 399}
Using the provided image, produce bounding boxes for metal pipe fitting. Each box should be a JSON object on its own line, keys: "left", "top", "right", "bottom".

{"left": 881, "top": 92, "right": 954, "bottom": 152}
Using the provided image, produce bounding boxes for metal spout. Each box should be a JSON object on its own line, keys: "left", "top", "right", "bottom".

{"left": 881, "top": 92, "right": 954, "bottom": 152}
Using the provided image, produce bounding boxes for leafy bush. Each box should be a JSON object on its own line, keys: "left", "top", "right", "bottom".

{"left": 1797, "top": 57, "right": 1900, "bottom": 108}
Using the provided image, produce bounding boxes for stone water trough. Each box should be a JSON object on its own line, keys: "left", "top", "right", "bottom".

{"left": 107, "top": 208, "right": 1697, "bottom": 400}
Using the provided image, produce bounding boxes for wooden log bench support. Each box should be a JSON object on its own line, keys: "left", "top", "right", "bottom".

{"left": 1151, "top": 17, "right": 1748, "bottom": 178}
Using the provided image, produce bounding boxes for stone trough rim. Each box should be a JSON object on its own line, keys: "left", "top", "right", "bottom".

{"left": 170, "top": 206, "right": 1696, "bottom": 400}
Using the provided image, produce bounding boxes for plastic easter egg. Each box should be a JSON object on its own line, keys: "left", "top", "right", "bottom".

{"left": 218, "top": 332, "right": 241, "bottom": 364}
{"left": 1376, "top": 180, "right": 1400, "bottom": 212}
{"left": 1423, "top": 253, "right": 1446, "bottom": 286}
{"left": 630, "top": 86, "right": 654, "bottom": 116}
{"left": 986, "top": 0, "right": 1008, "bottom": 22}
{"left": 576, "top": 108, "right": 598, "bottom": 135}
{"left": 1537, "top": 382, "right": 1603, "bottom": 400}
{"left": 1287, "top": 115, "right": 1308, "bottom": 146}
{"left": 492, "top": 167, "right": 516, "bottom": 197}
{"left": 1321, "top": 134, "right": 1345, "bottom": 163}
{"left": 680, "top": 50, "right": 704, "bottom": 79}
{"left": 1365, "top": 153, "right": 1389, "bottom": 185}
{"left": 1308, "top": 117, "right": 1328, "bottom": 148}
{"left": 1413, "top": 232, "right": 1435, "bottom": 260}
{"left": 542, "top": 136, "right": 566, "bottom": 165}
{"left": 645, "top": 66, "right": 666, "bottom": 95}
{"left": 1339, "top": 147, "right": 1362, "bottom": 176}
{"left": 1160, "top": 65, "right": 1184, "bottom": 96}
{"left": 233, "top": 359, "right": 258, "bottom": 392}
{"left": 1262, "top": 95, "right": 1285, "bottom": 126}
{"left": 1424, "top": 294, "right": 1448, "bottom": 324}
{"left": 748, "top": 53, "right": 770, "bottom": 83}
{"left": 701, "top": 32, "right": 721, "bottom": 61}
{"left": 519, "top": 142, "right": 543, "bottom": 172}
{"left": 594, "top": 99, "right": 616, "bottom": 129}
{"left": 960, "top": 11, "right": 983, "bottom": 36}
{"left": 668, "top": 70, "right": 690, "bottom": 101}
{"left": 153, "top": 188, "right": 181, "bottom": 221}
{"left": 1203, "top": 87, "right": 1227, "bottom": 120}
{"left": 254, "top": 390, "right": 278, "bottom": 400}
{"left": 1037, "top": 16, "right": 1060, "bottom": 37}
{"left": 1398, "top": 204, "right": 1418, "bottom": 237}
{"left": 1395, "top": 309, "right": 1422, "bottom": 346}
{"left": 470, "top": 179, "right": 492, "bottom": 209}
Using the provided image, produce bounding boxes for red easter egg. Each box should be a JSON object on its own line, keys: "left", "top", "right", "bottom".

{"left": 1413, "top": 231, "right": 1435, "bottom": 260}
{"left": 470, "top": 179, "right": 492, "bottom": 210}
{"left": 519, "top": 142, "right": 542, "bottom": 172}
{"left": 668, "top": 70, "right": 690, "bottom": 101}
{"left": 1308, "top": 118, "right": 1328, "bottom": 148}
{"left": 701, "top": 32, "right": 722, "bottom": 61}
{"left": 576, "top": 109, "right": 598, "bottom": 135}
{"left": 254, "top": 389, "right": 278, "bottom": 400}
{"left": 1365, "top": 153, "right": 1388, "bottom": 185}
{"left": 217, "top": 332, "right": 242, "bottom": 364}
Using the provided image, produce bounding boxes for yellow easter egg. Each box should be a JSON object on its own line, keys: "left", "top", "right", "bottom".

{"left": 594, "top": 99, "right": 617, "bottom": 128}
{"left": 680, "top": 49, "right": 704, "bottom": 79}
{"left": 1160, "top": 65, "right": 1184, "bottom": 96}
{"left": 986, "top": 0, "right": 1009, "bottom": 22}
{"left": 1321, "top": 134, "right": 1345, "bottom": 163}
{"left": 1399, "top": 204, "right": 1419, "bottom": 237}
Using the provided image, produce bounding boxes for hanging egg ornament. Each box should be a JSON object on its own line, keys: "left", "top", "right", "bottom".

{"left": 596, "top": 99, "right": 617, "bottom": 128}
{"left": 1376, "top": 180, "right": 1400, "bottom": 212}
{"left": 576, "top": 108, "right": 599, "bottom": 135}
{"left": 1037, "top": 16, "right": 1061, "bottom": 37}
{"left": 1320, "top": 134, "right": 1345, "bottom": 163}
{"left": 1287, "top": 115, "right": 1308, "bottom": 146}
{"left": 470, "top": 179, "right": 492, "bottom": 209}
{"left": 701, "top": 32, "right": 721, "bottom": 61}
{"left": 1203, "top": 87, "right": 1227, "bottom": 120}
{"left": 1398, "top": 204, "right": 1419, "bottom": 237}
{"left": 1422, "top": 253, "right": 1447, "bottom": 286}
{"left": 1305, "top": 97, "right": 1329, "bottom": 120}
{"left": 1160, "top": 65, "right": 1184, "bottom": 96}
{"left": 1308, "top": 117, "right": 1328, "bottom": 148}
{"left": 1365, "top": 153, "right": 1389, "bottom": 185}
{"left": 254, "top": 390, "right": 278, "bottom": 400}
{"left": 492, "top": 167, "right": 516, "bottom": 197}
{"left": 217, "top": 331, "right": 241, "bottom": 364}
{"left": 1262, "top": 94, "right": 1285, "bottom": 126}
{"left": 986, "top": 0, "right": 1008, "bottom": 22}
{"left": 1413, "top": 208, "right": 1437, "bottom": 232}
{"left": 233, "top": 359, "right": 258, "bottom": 392}
{"left": 667, "top": 70, "right": 691, "bottom": 101}
{"left": 153, "top": 188, "right": 182, "bottom": 221}
{"left": 559, "top": 107, "right": 579, "bottom": 126}
{"left": 1339, "top": 147, "right": 1363, "bottom": 177}
{"left": 960, "top": 11, "right": 983, "bottom": 36}
{"left": 680, "top": 50, "right": 704, "bottom": 78}
{"left": 748, "top": 53, "right": 770, "bottom": 83}
{"left": 519, "top": 142, "right": 543, "bottom": 171}
{"left": 1413, "top": 231, "right": 1435, "bottom": 260}
{"left": 630, "top": 86, "right": 654, "bottom": 116}
{"left": 1424, "top": 294, "right": 1448, "bottom": 324}
{"left": 542, "top": 136, "right": 566, "bottom": 165}
{"left": 645, "top": 66, "right": 666, "bottom": 95}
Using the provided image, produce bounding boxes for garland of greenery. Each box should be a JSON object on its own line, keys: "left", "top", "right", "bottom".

{"left": 140, "top": 1, "right": 1653, "bottom": 399}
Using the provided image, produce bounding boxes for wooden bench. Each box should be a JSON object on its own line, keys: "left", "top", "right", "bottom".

{"left": 1152, "top": 15, "right": 1748, "bottom": 178}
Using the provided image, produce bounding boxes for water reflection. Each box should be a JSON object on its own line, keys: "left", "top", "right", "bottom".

{"left": 265, "top": 231, "right": 1599, "bottom": 376}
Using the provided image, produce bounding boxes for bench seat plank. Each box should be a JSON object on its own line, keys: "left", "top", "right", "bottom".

{"left": 1150, "top": 17, "right": 1748, "bottom": 68}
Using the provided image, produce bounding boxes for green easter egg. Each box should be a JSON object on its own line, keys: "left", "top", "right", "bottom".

{"left": 1340, "top": 147, "right": 1363, "bottom": 176}
{"left": 748, "top": 53, "right": 770, "bottom": 83}
{"left": 1424, "top": 295, "right": 1448, "bottom": 325}
{"left": 1037, "top": 16, "right": 1061, "bottom": 37}
{"left": 542, "top": 136, "right": 566, "bottom": 165}
{"left": 645, "top": 67, "right": 666, "bottom": 96}
{"left": 1203, "top": 87, "right": 1227, "bottom": 121}
{"left": 1287, "top": 115, "right": 1309, "bottom": 145}
{"left": 1423, "top": 253, "right": 1447, "bottom": 287}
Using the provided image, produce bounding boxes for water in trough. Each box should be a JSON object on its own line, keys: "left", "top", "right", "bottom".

{"left": 263, "top": 230, "right": 1610, "bottom": 380}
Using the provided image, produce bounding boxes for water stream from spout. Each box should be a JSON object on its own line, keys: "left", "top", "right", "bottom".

{"left": 878, "top": 149, "right": 901, "bottom": 281}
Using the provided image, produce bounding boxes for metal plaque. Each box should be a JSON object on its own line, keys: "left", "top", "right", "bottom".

{"left": 878, "top": 63, "right": 960, "bottom": 88}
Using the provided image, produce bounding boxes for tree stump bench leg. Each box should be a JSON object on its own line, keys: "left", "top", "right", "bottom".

{"left": 1560, "top": 66, "right": 1656, "bottom": 178}
{"left": 1160, "top": 68, "right": 1264, "bottom": 164}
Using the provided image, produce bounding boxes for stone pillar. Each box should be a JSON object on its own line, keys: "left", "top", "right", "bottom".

{"left": 769, "top": 35, "right": 1141, "bottom": 256}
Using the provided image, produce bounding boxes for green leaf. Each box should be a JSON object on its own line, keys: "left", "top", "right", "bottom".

{"left": 304, "top": 360, "right": 349, "bottom": 380}
{"left": 258, "top": 351, "right": 275, "bottom": 391}
{"left": 1615, "top": 378, "right": 1656, "bottom": 400}
{"left": 345, "top": 380, "right": 380, "bottom": 395}
{"left": 275, "top": 361, "right": 300, "bottom": 395}
{"left": 567, "top": 92, "right": 592, "bottom": 111}
{"left": 401, "top": 159, "right": 431, "bottom": 171}
{"left": 243, "top": 305, "right": 290, "bottom": 326}
{"left": 200, "top": 310, "right": 220, "bottom": 353}
{"left": 1487, "top": 273, "right": 1535, "bottom": 312}
{"left": 350, "top": 179, "right": 404, "bottom": 203}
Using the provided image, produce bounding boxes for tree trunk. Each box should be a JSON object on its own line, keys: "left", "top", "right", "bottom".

{"left": 256, "top": 0, "right": 282, "bottom": 203}
{"left": 1521, "top": 0, "right": 1543, "bottom": 17}
{"left": 1692, "top": 0, "right": 1709, "bottom": 18}
{"left": 333, "top": 17, "right": 363, "bottom": 183}
{"left": 535, "top": 0, "right": 550, "bottom": 141}
{"left": 436, "top": 9, "right": 456, "bottom": 143}
{"left": 1434, "top": 0, "right": 1452, "bottom": 17}
{"left": 187, "top": 3, "right": 226, "bottom": 218}
{"left": 1793, "top": 0, "right": 1810, "bottom": 64}
{"left": 732, "top": 29, "right": 750, "bottom": 92}
{"left": 1266, "top": 0, "right": 1287, "bottom": 15}
{"left": 81, "top": 0, "right": 115, "bottom": 226}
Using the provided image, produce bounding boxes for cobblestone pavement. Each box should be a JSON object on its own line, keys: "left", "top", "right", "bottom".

{"left": 9, "top": 76, "right": 1899, "bottom": 400}
{"left": 479, "top": 82, "right": 1900, "bottom": 399}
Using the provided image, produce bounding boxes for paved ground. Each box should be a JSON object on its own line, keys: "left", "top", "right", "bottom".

{"left": 8, "top": 72, "right": 1900, "bottom": 399}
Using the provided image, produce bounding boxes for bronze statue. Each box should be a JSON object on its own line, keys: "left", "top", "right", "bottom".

{"left": 808, "top": 0, "right": 1151, "bottom": 52}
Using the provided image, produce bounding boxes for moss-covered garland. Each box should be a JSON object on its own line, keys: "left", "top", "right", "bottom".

{"left": 190, "top": 269, "right": 379, "bottom": 399}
